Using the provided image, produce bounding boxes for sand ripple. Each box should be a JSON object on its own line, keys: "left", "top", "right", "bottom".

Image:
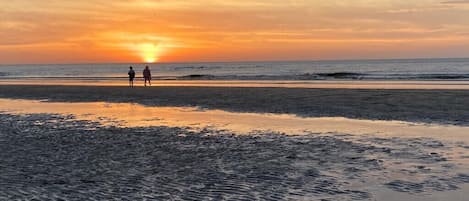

{"left": 1, "top": 113, "right": 468, "bottom": 200}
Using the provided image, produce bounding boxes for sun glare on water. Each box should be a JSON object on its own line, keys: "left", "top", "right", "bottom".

{"left": 139, "top": 43, "right": 159, "bottom": 63}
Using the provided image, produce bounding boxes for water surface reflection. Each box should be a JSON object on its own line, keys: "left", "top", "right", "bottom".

{"left": 0, "top": 98, "right": 468, "bottom": 143}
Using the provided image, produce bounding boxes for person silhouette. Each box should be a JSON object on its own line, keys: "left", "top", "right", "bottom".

{"left": 143, "top": 66, "right": 151, "bottom": 87}
{"left": 128, "top": 66, "right": 135, "bottom": 87}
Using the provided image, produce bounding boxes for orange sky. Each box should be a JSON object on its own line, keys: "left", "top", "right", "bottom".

{"left": 1, "top": 0, "right": 469, "bottom": 64}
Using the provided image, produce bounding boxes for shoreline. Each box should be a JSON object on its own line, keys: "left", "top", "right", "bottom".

{"left": 2, "top": 79, "right": 469, "bottom": 89}
{"left": 0, "top": 85, "right": 468, "bottom": 125}
{"left": 2, "top": 98, "right": 469, "bottom": 143}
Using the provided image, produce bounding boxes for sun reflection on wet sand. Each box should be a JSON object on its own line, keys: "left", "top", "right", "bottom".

{"left": 0, "top": 98, "right": 468, "bottom": 144}
{"left": 2, "top": 98, "right": 469, "bottom": 200}
{"left": 1, "top": 80, "right": 469, "bottom": 89}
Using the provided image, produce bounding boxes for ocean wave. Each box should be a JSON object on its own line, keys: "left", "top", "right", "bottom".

{"left": 393, "top": 74, "right": 469, "bottom": 80}
{"left": 172, "top": 65, "right": 264, "bottom": 71}
{"left": 173, "top": 73, "right": 469, "bottom": 80}
{"left": 173, "top": 66, "right": 222, "bottom": 70}
{"left": 178, "top": 74, "right": 216, "bottom": 79}
{"left": 175, "top": 72, "right": 367, "bottom": 80}
{"left": 2, "top": 73, "right": 469, "bottom": 81}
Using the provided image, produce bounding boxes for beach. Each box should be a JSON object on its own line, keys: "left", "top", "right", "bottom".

{"left": 0, "top": 84, "right": 469, "bottom": 200}
{"left": 1, "top": 85, "right": 468, "bottom": 124}
{"left": 3, "top": 0, "right": 469, "bottom": 199}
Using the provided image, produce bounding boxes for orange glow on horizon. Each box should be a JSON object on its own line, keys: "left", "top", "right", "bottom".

{"left": 1, "top": 1, "right": 469, "bottom": 64}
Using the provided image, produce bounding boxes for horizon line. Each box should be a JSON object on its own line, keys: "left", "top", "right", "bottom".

{"left": 1, "top": 56, "right": 469, "bottom": 66}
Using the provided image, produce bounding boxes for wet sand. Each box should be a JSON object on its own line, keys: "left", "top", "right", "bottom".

{"left": 1, "top": 113, "right": 468, "bottom": 200}
{"left": 1, "top": 98, "right": 469, "bottom": 143}
{"left": 0, "top": 85, "right": 468, "bottom": 125}
{"left": 2, "top": 79, "right": 469, "bottom": 89}
{"left": 1, "top": 85, "right": 469, "bottom": 200}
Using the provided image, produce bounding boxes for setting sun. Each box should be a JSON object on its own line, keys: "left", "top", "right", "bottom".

{"left": 139, "top": 43, "right": 159, "bottom": 63}
{"left": 139, "top": 43, "right": 158, "bottom": 63}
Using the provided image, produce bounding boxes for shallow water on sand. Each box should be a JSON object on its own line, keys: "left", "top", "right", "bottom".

{"left": 1, "top": 98, "right": 469, "bottom": 200}
{"left": 2, "top": 79, "right": 469, "bottom": 89}
{"left": 0, "top": 98, "right": 468, "bottom": 143}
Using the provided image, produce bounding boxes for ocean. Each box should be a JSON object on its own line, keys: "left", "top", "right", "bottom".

{"left": 1, "top": 58, "right": 469, "bottom": 81}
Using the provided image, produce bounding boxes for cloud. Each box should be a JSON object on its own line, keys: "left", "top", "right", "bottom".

{"left": 2, "top": 0, "right": 469, "bottom": 63}
{"left": 441, "top": 0, "right": 469, "bottom": 4}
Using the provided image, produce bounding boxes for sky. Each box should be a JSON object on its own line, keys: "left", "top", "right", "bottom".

{"left": 1, "top": 0, "right": 469, "bottom": 64}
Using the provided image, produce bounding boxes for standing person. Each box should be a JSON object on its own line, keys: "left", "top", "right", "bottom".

{"left": 143, "top": 65, "right": 152, "bottom": 87}
{"left": 128, "top": 66, "right": 135, "bottom": 87}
